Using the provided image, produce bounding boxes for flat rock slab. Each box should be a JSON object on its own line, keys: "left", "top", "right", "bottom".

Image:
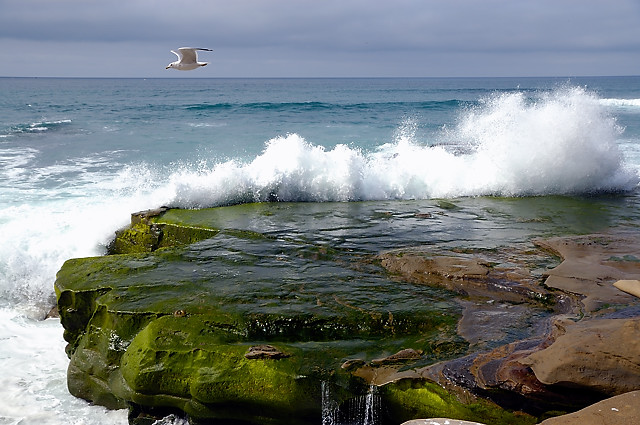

{"left": 56, "top": 205, "right": 475, "bottom": 424}
{"left": 521, "top": 317, "right": 640, "bottom": 395}
{"left": 534, "top": 234, "right": 640, "bottom": 313}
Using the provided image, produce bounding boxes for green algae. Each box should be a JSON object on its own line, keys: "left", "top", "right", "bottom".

{"left": 107, "top": 207, "right": 222, "bottom": 255}
{"left": 119, "top": 315, "right": 320, "bottom": 422}
{"left": 382, "top": 380, "right": 537, "bottom": 425}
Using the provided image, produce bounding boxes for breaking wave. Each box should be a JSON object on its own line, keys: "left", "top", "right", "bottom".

{"left": 162, "top": 86, "right": 638, "bottom": 208}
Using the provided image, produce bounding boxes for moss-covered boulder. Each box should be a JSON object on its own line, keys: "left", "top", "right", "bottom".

{"left": 56, "top": 204, "right": 550, "bottom": 424}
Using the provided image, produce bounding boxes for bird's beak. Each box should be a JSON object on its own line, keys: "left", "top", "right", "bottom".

{"left": 165, "top": 66, "right": 171, "bottom": 69}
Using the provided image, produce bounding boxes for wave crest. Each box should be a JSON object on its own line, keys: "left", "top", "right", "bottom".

{"left": 162, "top": 87, "right": 637, "bottom": 208}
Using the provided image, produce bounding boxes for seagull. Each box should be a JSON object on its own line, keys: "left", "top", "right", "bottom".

{"left": 165, "top": 47, "right": 212, "bottom": 71}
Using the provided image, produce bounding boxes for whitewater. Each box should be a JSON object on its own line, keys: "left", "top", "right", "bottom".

{"left": 0, "top": 76, "right": 639, "bottom": 424}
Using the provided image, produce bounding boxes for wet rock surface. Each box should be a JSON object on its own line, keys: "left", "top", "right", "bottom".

{"left": 55, "top": 201, "right": 640, "bottom": 424}
{"left": 372, "top": 228, "right": 640, "bottom": 419}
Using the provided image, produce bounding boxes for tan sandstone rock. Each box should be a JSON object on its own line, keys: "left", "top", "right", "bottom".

{"left": 534, "top": 234, "right": 640, "bottom": 313}
{"left": 521, "top": 317, "right": 640, "bottom": 395}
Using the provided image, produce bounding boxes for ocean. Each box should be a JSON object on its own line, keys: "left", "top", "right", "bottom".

{"left": 0, "top": 76, "right": 639, "bottom": 424}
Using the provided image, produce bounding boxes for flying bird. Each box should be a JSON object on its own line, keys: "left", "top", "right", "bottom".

{"left": 166, "top": 47, "right": 212, "bottom": 71}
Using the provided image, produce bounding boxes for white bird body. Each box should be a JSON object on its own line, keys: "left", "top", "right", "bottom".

{"left": 166, "top": 47, "right": 212, "bottom": 70}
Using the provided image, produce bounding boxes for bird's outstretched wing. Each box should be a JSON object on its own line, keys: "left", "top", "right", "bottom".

{"left": 177, "top": 48, "right": 197, "bottom": 64}
{"left": 177, "top": 47, "right": 211, "bottom": 64}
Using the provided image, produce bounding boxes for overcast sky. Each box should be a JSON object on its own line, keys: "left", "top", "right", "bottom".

{"left": 1, "top": 0, "right": 639, "bottom": 78}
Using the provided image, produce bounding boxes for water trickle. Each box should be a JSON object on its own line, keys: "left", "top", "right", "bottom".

{"left": 363, "top": 385, "right": 380, "bottom": 425}
{"left": 322, "top": 381, "right": 338, "bottom": 425}
{"left": 321, "top": 383, "right": 381, "bottom": 425}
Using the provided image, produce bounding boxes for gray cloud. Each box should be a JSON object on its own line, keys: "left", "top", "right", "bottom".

{"left": 1, "top": 0, "right": 639, "bottom": 77}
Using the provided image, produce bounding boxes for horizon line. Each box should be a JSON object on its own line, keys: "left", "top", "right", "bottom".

{"left": 2, "top": 74, "right": 640, "bottom": 80}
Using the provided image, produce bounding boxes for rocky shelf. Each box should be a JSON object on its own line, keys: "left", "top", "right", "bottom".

{"left": 54, "top": 203, "right": 640, "bottom": 424}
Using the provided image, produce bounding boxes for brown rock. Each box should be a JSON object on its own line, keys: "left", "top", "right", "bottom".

{"left": 341, "top": 359, "right": 366, "bottom": 371}
{"left": 131, "top": 206, "right": 169, "bottom": 225}
{"left": 244, "top": 344, "right": 290, "bottom": 360}
{"left": 371, "top": 348, "right": 423, "bottom": 365}
{"left": 470, "top": 339, "right": 548, "bottom": 395}
{"left": 534, "top": 234, "right": 640, "bottom": 313}
{"left": 46, "top": 305, "right": 60, "bottom": 319}
{"left": 521, "top": 317, "right": 640, "bottom": 395}
{"left": 540, "top": 390, "right": 640, "bottom": 425}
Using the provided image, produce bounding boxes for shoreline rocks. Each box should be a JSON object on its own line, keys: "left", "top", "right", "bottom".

{"left": 55, "top": 206, "right": 640, "bottom": 424}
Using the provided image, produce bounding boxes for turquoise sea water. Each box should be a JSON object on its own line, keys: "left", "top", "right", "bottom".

{"left": 0, "top": 76, "right": 639, "bottom": 424}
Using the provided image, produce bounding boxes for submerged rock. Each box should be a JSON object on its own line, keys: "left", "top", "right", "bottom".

{"left": 372, "top": 348, "right": 424, "bottom": 365}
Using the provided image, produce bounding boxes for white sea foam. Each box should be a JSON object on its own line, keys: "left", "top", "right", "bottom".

{"left": 0, "top": 164, "right": 163, "bottom": 315}
{"left": 163, "top": 86, "right": 638, "bottom": 208}
{"left": 0, "top": 147, "right": 39, "bottom": 184}
{"left": 0, "top": 309, "right": 128, "bottom": 424}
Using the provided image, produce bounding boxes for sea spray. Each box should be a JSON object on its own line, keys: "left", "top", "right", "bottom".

{"left": 0, "top": 309, "right": 128, "bottom": 424}
{"left": 0, "top": 161, "right": 171, "bottom": 316}
{"left": 454, "top": 86, "right": 635, "bottom": 195}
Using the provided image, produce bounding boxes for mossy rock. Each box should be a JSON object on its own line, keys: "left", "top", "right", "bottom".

{"left": 118, "top": 315, "right": 321, "bottom": 421}
{"left": 56, "top": 205, "right": 541, "bottom": 424}
{"left": 382, "top": 379, "right": 537, "bottom": 425}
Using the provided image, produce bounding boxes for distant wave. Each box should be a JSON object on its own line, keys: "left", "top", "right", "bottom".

{"left": 158, "top": 86, "right": 638, "bottom": 209}
{"left": 184, "top": 100, "right": 466, "bottom": 113}
{"left": 600, "top": 98, "right": 640, "bottom": 110}
{"left": 2, "top": 119, "right": 72, "bottom": 137}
